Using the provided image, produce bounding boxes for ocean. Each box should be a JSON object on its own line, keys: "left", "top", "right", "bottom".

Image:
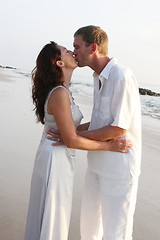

{"left": 9, "top": 68, "right": 160, "bottom": 121}
{"left": 71, "top": 73, "right": 160, "bottom": 120}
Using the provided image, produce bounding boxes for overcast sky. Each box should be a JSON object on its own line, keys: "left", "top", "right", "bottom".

{"left": 0, "top": 0, "right": 160, "bottom": 86}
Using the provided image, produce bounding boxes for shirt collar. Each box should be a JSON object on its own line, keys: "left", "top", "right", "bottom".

{"left": 93, "top": 57, "right": 118, "bottom": 81}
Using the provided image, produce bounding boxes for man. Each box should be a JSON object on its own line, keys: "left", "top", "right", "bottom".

{"left": 73, "top": 26, "right": 141, "bottom": 240}
{"left": 49, "top": 25, "right": 141, "bottom": 240}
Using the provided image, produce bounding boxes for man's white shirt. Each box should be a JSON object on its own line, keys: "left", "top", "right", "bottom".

{"left": 88, "top": 57, "right": 142, "bottom": 179}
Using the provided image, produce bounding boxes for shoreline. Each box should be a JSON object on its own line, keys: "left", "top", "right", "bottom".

{"left": 1, "top": 66, "right": 160, "bottom": 96}
{"left": 0, "top": 68, "right": 160, "bottom": 240}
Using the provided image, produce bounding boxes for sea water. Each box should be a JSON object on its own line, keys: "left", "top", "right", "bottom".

{"left": 6, "top": 68, "right": 160, "bottom": 121}
{"left": 71, "top": 73, "right": 160, "bottom": 120}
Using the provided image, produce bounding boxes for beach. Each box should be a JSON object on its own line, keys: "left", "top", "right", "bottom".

{"left": 0, "top": 68, "right": 160, "bottom": 240}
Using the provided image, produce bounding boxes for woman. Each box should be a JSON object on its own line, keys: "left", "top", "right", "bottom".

{"left": 24, "top": 42, "right": 132, "bottom": 240}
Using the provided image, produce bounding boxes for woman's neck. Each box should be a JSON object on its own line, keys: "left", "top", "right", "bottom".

{"left": 61, "top": 68, "right": 73, "bottom": 89}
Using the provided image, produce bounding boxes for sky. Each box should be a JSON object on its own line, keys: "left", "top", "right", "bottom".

{"left": 0, "top": 0, "right": 160, "bottom": 86}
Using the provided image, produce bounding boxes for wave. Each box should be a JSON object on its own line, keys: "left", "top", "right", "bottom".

{"left": 13, "top": 68, "right": 32, "bottom": 77}
{"left": 140, "top": 95, "right": 160, "bottom": 119}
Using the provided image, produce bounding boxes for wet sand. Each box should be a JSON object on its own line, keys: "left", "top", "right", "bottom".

{"left": 0, "top": 68, "right": 160, "bottom": 240}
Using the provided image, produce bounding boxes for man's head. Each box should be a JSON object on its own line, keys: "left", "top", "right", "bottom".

{"left": 73, "top": 25, "right": 108, "bottom": 67}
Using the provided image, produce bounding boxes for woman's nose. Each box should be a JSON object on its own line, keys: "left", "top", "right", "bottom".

{"left": 70, "top": 51, "right": 74, "bottom": 56}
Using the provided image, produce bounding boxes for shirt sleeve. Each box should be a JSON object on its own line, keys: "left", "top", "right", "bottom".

{"left": 110, "top": 67, "right": 139, "bottom": 130}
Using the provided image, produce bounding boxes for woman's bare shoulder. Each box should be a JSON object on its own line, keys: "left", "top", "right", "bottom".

{"left": 49, "top": 86, "right": 70, "bottom": 105}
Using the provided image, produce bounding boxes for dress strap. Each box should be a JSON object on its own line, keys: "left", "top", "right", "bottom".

{"left": 44, "top": 85, "right": 73, "bottom": 113}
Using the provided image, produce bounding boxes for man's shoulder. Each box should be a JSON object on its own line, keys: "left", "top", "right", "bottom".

{"left": 111, "top": 62, "right": 132, "bottom": 74}
{"left": 110, "top": 62, "right": 135, "bottom": 82}
{"left": 109, "top": 63, "right": 138, "bottom": 93}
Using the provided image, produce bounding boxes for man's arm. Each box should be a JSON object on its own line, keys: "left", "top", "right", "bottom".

{"left": 77, "top": 122, "right": 90, "bottom": 132}
{"left": 77, "top": 125, "right": 127, "bottom": 141}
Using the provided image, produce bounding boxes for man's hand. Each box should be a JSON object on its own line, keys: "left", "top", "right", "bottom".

{"left": 47, "top": 128, "right": 64, "bottom": 146}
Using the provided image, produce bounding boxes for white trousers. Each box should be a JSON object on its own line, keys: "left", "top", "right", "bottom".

{"left": 80, "top": 168, "right": 139, "bottom": 240}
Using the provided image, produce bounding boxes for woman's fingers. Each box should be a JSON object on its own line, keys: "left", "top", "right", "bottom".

{"left": 119, "top": 139, "right": 133, "bottom": 152}
{"left": 109, "top": 139, "right": 133, "bottom": 153}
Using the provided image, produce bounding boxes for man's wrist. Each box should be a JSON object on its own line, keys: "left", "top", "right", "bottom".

{"left": 76, "top": 129, "right": 80, "bottom": 136}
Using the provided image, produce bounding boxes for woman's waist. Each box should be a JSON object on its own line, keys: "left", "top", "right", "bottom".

{"left": 40, "top": 136, "right": 75, "bottom": 154}
{"left": 41, "top": 125, "right": 57, "bottom": 140}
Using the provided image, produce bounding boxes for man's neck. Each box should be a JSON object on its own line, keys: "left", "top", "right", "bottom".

{"left": 90, "top": 55, "right": 111, "bottom": 75}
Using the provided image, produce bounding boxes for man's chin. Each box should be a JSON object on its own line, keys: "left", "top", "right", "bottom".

{"left": 75, "top": 60, "right": 85, "bottom": 67}
{"left": 77, "top": 62, "right": 85, "bottom": 68}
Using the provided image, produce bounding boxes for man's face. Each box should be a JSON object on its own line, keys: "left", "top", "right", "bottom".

{"left": 73, "top": 35, "right": 91, "bottom": 67}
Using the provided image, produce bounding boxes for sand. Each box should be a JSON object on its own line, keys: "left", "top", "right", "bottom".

{"left": 0, "top": 68, "right": 160, "bottom": 240}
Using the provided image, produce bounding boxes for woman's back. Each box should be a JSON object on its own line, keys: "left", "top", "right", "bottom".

{"left": 41, "top": 85, "right": 83, "bottom": 142}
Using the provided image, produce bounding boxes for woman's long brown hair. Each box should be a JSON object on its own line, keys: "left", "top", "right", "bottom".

{"left": 32, "top": 42, "right": 63, "bottom": 124}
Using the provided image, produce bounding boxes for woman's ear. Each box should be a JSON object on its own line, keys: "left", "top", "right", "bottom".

{"left": 56, "top": 60, "right": 64, "bottom": 68}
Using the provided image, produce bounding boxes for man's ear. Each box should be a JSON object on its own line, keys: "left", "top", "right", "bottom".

{"left": 56, "top": 60, "right": 64, "bottom": 68}
{"left": 91, "top": 43, "right": 97, "bottom": 54}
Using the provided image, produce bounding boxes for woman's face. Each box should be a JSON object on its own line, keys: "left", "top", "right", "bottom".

{"left": 58, "top": 45, "right": 77, "bottom": 69}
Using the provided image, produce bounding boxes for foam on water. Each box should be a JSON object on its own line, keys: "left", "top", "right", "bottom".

{"left": 140, "top": 95, "right": 160, "bottom": 119}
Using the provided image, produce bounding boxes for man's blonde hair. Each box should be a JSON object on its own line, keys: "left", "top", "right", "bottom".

{"left": 74, "top": 25, "right": 108, "bottom": 55}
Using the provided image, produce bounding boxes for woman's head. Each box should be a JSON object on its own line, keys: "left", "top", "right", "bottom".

{"left": 32, "top": 41, "right": 76, "bottom": 124}
{"left": 56, "top": 45, "right": 77, "bottom": 70}
{"left": 33, "top": 41, "right": 63, "bottom": 88}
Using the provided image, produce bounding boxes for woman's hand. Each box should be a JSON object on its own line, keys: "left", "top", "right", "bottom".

{"left": 106, "top": 139, "right": 133, "bottom": 153}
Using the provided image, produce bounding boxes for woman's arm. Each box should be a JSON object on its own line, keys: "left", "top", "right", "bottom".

{"left": 47, "top": 88, "right": 131, "bottom": 152}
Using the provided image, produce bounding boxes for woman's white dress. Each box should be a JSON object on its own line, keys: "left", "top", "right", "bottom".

{"left": 24, "top": 86, "right": 83, "bottom": 240}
